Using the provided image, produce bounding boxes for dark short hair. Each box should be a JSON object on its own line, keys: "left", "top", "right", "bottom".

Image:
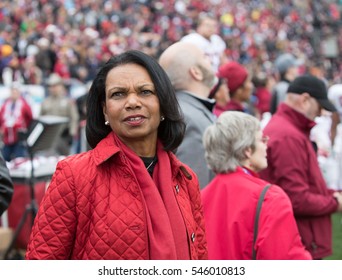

{"left": 86, "top": 50, "right": 186, "bottom": 151}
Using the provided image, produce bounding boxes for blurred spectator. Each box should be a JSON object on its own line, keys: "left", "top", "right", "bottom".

{"left": 270, "top": 53, "right": 301, "bottom": 114}
{"left": 181, "top": 12, "right": 227, "bottom": 71}
{"left": 308, "top": 62, "right": 339, "bottom": 150}
{"left": 0, "top": 82, "right": 33, "bottom": 161}
{"left": 21, "top": 56, "right": 43, "bottom": 85}
{"left": 84, "top": 46, "right": 101, "bottom": 82}
{"left": 53, "top": 51, "right": 71, "bottom": 81}
{"left": 68, "top": 53, "right": 89, "bottom": 84}
{"left": 260, "top": 75, "right": 342, "bottom": 259}
{"left": 1, "top": 55, "right": 25, "bottom": 86}
{"left": 308, "top": 61, "right": 328, "bottom": 84}
{"left": 210, "top": 77, "right": 230, "bottom": 117}
{"left": 159, "top": 41, "right": 216, "bottom": 189}
{"left": 34, "top": 38, "right": 57, "bottom": 80}
{"left": 73, "top": 92, "right": 89, "bottom": 153}
{"left": 252, "top": 72, "right": 272, "bottom": 119}
{"left": 328, "top": 84, "right": 342, "bottom": 147}
{"left": 39, "top": 73, "right": 79, "bottom": 156}
{"left": 0, "top": 44, "right": 15, "bottom": 84}
{"left": 327, "top": 84, "right": 342, "bottom": 190}
{"left": 214, "top": 61, "right": 254, "bottom": 115}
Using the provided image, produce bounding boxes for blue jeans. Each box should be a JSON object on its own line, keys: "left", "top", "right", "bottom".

{"left": 1, "top": 142, "right": 27, "bottom": 162}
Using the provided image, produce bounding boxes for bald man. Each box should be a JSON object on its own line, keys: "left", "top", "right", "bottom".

{"left": 159, "top": 42, "right": 216, "bottom": 188}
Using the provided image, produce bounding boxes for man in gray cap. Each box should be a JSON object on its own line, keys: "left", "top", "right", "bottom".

{"left": 270, "top": 53, "right": 301, "bottom": 114}
{"left": 260, "top": 74, "right": 342, "bottom": 259}
{"left": 40, "top": 73, "right": 79, "bottom": 155}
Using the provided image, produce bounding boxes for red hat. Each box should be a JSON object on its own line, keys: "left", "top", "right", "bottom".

{"left": 218, "top": 61, "right": 248, "bottom": 93}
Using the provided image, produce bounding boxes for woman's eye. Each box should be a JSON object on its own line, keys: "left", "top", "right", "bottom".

{"left": 141, "top": 89, "right": 153, "bottom": 95}
{"left": 111, "top": 92, "right": 124, "bottom": 98}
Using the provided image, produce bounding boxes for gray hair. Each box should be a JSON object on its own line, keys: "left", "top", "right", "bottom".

{"left": 203, "top": 111, "right": 260, "bottom": 174}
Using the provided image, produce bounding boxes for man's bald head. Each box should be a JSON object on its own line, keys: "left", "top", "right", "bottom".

{"left": 159, "top": 42, "right": 199, "bottom": 67}
{"left": 159, "top": 42, "right": 216, "bottom": 94}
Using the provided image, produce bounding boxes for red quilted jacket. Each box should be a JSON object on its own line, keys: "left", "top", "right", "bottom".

{"left": 25, "top": 132, "right": 207, "bottom": 260}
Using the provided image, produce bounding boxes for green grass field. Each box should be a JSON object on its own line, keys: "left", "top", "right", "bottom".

{"left": 324, "top": 213, "right": 342, "bottom": 260}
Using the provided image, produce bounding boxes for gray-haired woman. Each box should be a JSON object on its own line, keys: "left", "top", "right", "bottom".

{"left": 201, "top": 111, "right": 311, "bottom": 260}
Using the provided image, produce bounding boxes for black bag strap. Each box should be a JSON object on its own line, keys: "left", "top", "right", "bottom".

{"left": 270, "top": 88, "right": 278, "bottom": 114}
{"left": 252, "top": 184, "right": 272, "bottom": 260}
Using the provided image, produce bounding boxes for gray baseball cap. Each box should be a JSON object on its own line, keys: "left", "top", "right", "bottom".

{"left": 274, "top": 53, "right": 301, "bottom": 74}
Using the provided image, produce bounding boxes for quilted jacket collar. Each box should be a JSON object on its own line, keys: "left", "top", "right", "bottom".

{"left": 169, "top": 151, "right": 193, "bottom": 181}
{"left": 91, "top": 132, "right": 121, "bottom": 166}
{"left": 91, "top": 132, "right": 191, "bottom": 181}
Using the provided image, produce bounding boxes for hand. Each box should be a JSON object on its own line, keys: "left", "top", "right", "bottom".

{"left": 333, "top": 192, "right": 342, "bottom": 212}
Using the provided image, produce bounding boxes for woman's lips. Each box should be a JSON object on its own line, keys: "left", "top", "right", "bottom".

{"left": 124, "top": 115, "right": 146, "bottom": 126}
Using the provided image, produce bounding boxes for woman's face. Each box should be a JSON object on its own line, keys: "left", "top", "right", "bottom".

{"left": 248, "top": 130, "right": 268, "bottom": 172}
{"left": 103, "top": 63, "right": 161, "bottom": 149}
{"left": 240, "top": 77, "right": 253, "bottom": 102}
{"left": 214, "top": 79, "right": 230, "bottom": 107}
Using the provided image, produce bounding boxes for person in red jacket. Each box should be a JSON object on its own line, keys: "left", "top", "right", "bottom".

{"left": 259, "top": 75, "right": 342, "bottom": 259}
{"left": 201, "top": 111, "right": 311, "bottom": 260}
{"left": 212, "top": 61, "right": 254, "bottom": 116}
{"left": 25, "top": 50, "right": 207, "bottom": 260}
{"left": 0, "top": 82, "right": 33, "bottom": 161}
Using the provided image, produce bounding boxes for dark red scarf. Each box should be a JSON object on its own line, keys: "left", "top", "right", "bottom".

{"left": 113, "top": 134, "right": 190, "bottom": 259}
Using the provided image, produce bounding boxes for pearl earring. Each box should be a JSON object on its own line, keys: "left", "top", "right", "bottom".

{"left": 105, "top": 121, "right": 109, "bottom": 125}
{"left": 160, "top": 116, "right": 165, "bottom": 121}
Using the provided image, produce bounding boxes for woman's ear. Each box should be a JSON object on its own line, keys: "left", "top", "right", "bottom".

{"left": 244, "top": 147, "right": 252, "bottom": 160}
{"left": 160, "top": 111, "right": 165, "bottom": 121}
{"left": 102, "top": 103, "right": 108, "bottom": 122}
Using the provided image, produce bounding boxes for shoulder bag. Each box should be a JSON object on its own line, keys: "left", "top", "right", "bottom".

{"left": 252, "top": 184, "right": 272, "bottom": 260}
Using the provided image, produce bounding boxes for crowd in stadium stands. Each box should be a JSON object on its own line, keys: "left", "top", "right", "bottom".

{"left": 0, "top": 0, "right": 342, "bottom": 157}
{"left": 0, "top": 0, "right": 341, "bottom": 86}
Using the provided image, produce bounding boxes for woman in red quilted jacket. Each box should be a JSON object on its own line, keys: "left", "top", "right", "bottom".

{"left": 25, "top": 50, "right": 207, "bottom": 260}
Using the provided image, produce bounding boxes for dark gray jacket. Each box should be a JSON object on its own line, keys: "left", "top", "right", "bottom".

{"left": 0, "top": 152, "right": 13, "bottom": 215}
{"left": 270, "top": 80, "right": 290, "bottom": 114}
{"left": 176, "top": 91, "right": 216, "bottom": 189}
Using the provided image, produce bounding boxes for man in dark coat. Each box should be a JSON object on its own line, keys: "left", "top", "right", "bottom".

{"left": 0, "top": 151, "right": 13, "bottom": 216}
{"left": 260, "top": 75, "right": 342, "bottom": 259}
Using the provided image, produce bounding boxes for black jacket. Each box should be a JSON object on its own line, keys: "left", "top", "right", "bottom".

{"left": 0, "top": 152, "right": 13, "bottom": 215}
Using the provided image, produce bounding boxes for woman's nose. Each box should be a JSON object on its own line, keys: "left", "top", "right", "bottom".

{"left": 125, "top": 93, "right": 141, "bottom": 109}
